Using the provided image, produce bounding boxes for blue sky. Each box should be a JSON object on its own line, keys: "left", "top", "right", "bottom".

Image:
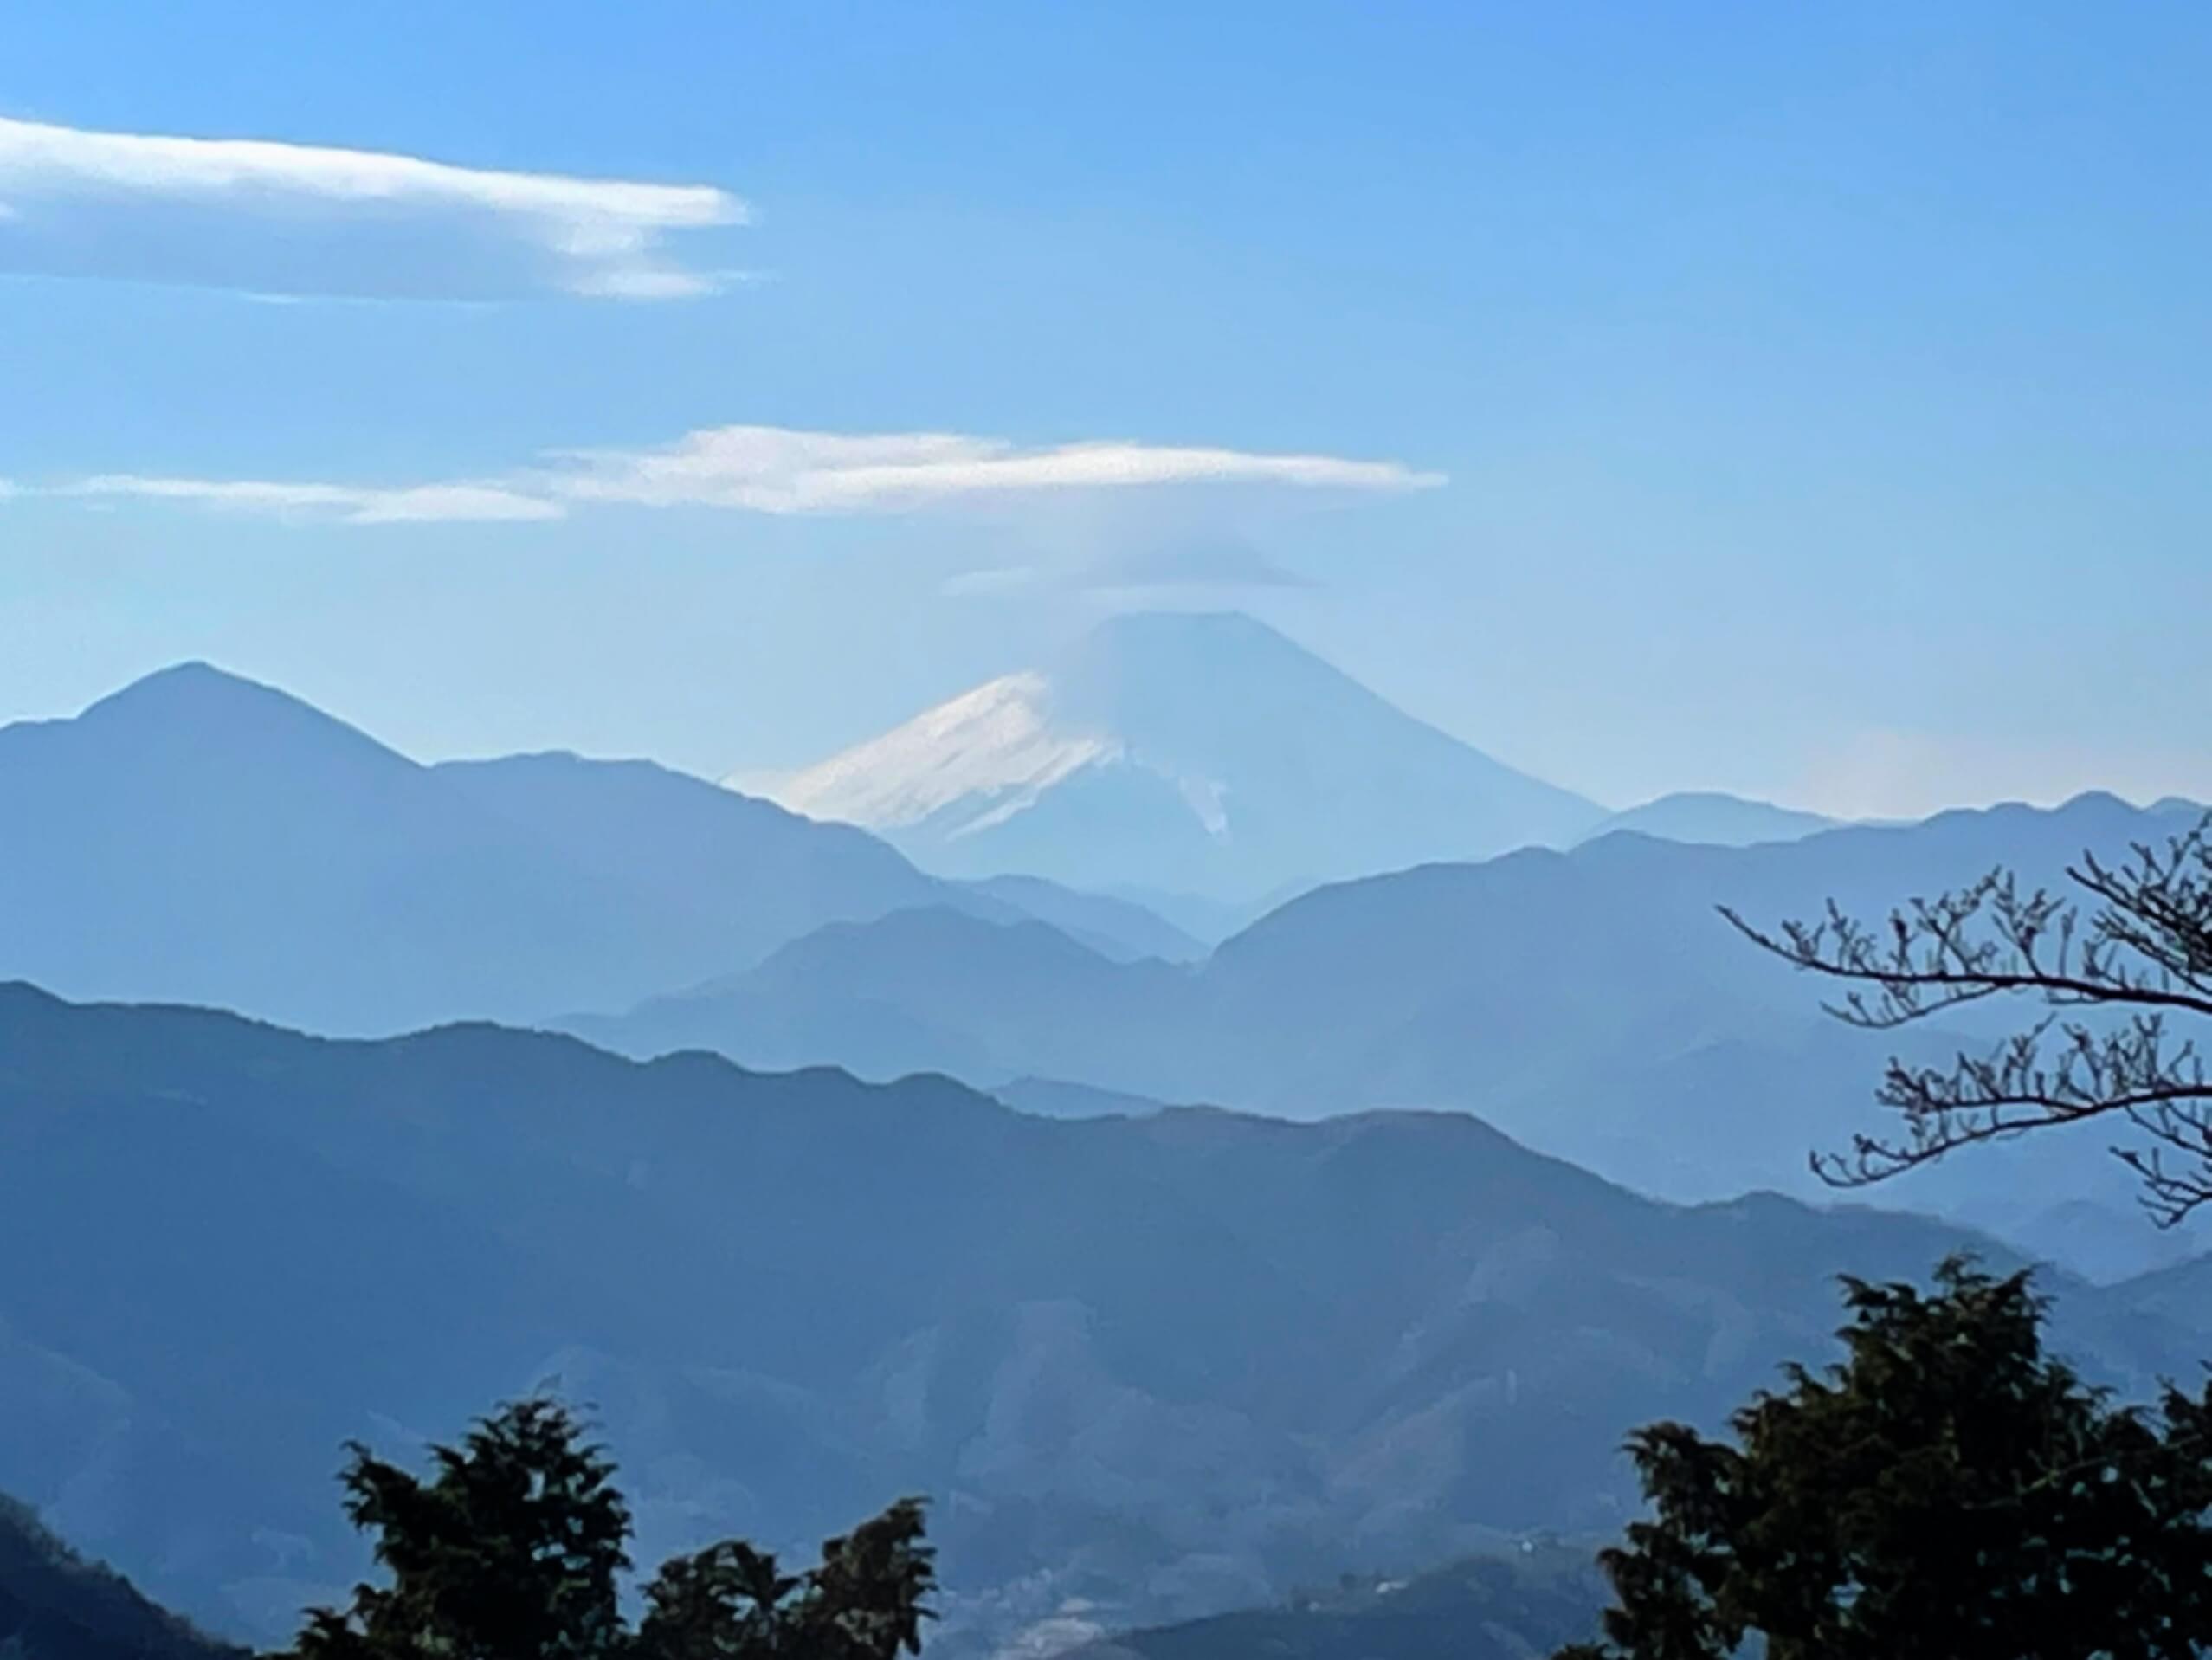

{"left": 3, "top": 1, "right": 2209, "bottom": 816}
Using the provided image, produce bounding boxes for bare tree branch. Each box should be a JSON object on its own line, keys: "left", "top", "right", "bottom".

{"left": 1724, "top": 816, "right": 2212, "bottom": 1226}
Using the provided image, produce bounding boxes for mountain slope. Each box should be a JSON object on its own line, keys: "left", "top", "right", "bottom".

{"left": 758, "top": 612, "right": 1603, "bottom": 898}
{"left": 1577, "top": 791, "right": 1836, "bottom": 848}
{"left": 0, "top": 663, "right": 662, "bottom": 1033}
{"left": 0, "top": 665, "right": 1184, "bottom": 1034}
{"left": 433, "top": 750, "right": 939, "bottom": 965}
{"left": 581, "top": 793, "right": 2211, "bottom": 1276}
{"left": 1075, "top": 1544, "right": 1607, "bottom": 1660}
{"left": 0, "top": 1493, "right": 242, "bottom": 1660}
{"left": 3, "top": 986, "right": 2196, "bottom": 1653}
{"left": 951, "top": 874, "right": 1207, "bottom": 963}
{"left": 572, "top": 906, "right": 1191, "bottom": 1082}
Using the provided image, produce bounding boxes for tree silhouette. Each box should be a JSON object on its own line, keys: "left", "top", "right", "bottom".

{"left": 1724, "top": 817, "right": 2212, "bottom": 1224}
{"left": 1561, "top": 1259, "right": 2212, "bottom": 1659}
{"left": 635, "top": 1503, "right": 933, "bottom": 1660}
{"left": 283, "top": 1399, "right": 932, "bottom": 1660}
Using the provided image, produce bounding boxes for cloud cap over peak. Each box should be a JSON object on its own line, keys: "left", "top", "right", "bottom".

{"left": 551, "top": 426, "right": 1446, "bottom": 514}
{"left": 0, "top": 115, "right": 749, "bottom": 300}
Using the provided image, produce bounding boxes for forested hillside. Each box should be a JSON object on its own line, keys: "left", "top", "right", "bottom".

{"left": 0, "top": 1494, "right": 240, "bottom": 1660}
{"left": 1, "top": 985, "right": 2203, "bottom": 1652}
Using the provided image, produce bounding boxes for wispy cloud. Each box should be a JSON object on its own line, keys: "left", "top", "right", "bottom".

{"left": 18, "top": 426, "right": 1443, "bottom": 526}
{"left": 0, "top": 115, "right": 747, "bottom": 300}
{"left": 549, "top": 427, "right": 1443, "bottom": 512}
{"left": 57, "top": 475, "right": 561, "bottom": 525}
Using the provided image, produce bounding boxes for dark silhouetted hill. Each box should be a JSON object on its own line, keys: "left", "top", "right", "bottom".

{"left": 0, "top": 986, "right": 2202, "bottom": 1653}
{"left": 0, "top": 1493, "right": 242, "bottom": 1660}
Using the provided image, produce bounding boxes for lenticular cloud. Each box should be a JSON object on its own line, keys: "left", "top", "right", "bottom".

{"left": 0, "top": 116, "right": 748, "bottom": 301}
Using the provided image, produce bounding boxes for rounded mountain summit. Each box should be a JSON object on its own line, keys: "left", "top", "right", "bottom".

{"left": 746, "top": 611, "right": 1605, "bottom": 901}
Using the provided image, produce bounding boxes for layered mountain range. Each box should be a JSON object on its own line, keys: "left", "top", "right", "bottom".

{"left": 8, "top": 636, "right": 2209, "bottom": 1654}
{"left": 3, "top": 985, "right": 2204, "bottom": 1657}
{"left": 0, "top": 662, "right": 1193, "bottom": 1034}
{"left": 3, "top": 652, "right": 2201, "bottom": 1277}
{"left": 579, "top": 791, "right": 2212, "bottom": 1279}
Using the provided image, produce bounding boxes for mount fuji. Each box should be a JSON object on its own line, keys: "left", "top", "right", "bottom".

{"left": 750, "top": 611, "right": 1605, "bottom": 898}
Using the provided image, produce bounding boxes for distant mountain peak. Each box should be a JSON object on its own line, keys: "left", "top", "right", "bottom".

{"left": 17, "top": 661, "right": 415, "bottom": 785}
{"left": 0, "top": 661, "right": 1203, "bottom": 1035}
{"left": 1577, "top": 791, "right": 1835, "bottom": 849}
{"left": 75, "top": 659, "right": 380, "bottom": 745}
{"left": 1056, "top": 608, "right": 1372, "bottom": 694}
{"left": 745, "top": 610, "right": 1603, "bottom": 897}
{"left": 1077, "top": 607, "right": 1299, "bottom": 653}
{"left": 771, "top": 670, "right": 1115, "bottom": 835}
{"left": 89, "top": 659, "right": 293, "bottom": 708}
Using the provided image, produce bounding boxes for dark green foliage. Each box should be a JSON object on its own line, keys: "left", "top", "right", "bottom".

{"left": 0, "top": 1492, "right": 242, "bottom": 1660}
{"left": 636, "top": 1502, "right": 932, "bottom": 1660}
{"left": 286, "top": 1401, "right": 931, "bottom": 1660}
{"left": 293, "top": 1400, "right": 633, "bottom": 1660}
{"left": 634, "top": 1542, "right": 797, "bottom": 1660}
{"left": 1563, "top": 1259, "right": 2212, "bottom": 1659}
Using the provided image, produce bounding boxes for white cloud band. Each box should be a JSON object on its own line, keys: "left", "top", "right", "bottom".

{"left": 22, "top": 427, "right": 1444, "bottom": 526}
{"left": 549, "top": 427, "right": 1446, "bottom": 513}
{"left": 0, "top": 115, "right": 747, "bottom": 300}
{"left": 58, "top": 475, "right": 562, "bottom": 525}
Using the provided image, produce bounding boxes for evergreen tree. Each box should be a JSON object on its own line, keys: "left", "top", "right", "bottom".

{"left": 1562, "top": 1260, "right": 2212, "bottom": 1660}
{"left": 283, "top": 1400, "right": 932, "bottom": 1660}
{"left": 635, "top": 1502, "right": 932, "bottom": 1660}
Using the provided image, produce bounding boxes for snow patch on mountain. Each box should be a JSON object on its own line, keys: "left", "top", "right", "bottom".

{"left": 763, "top": 672, "right": 1117, "bottom": 836}
{"left": 735, "top": 611, "right": 1605, "bottom": 897}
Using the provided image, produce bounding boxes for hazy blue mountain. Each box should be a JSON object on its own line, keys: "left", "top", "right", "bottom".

{"left": 990, "top": 1076, "right": 1183, "bottom": 1121}
{"left": 572, "top": 906, "right": 1193, "bottom": 1084}
{"left": 755, "top": 612, "right": 1605, "bottom": 899}
{"left": 432, "top": 748, "right": 938, "bottom": 953}
{"left": 0, "top": 665, "right": 1186, "bottom": 1035}
{"left": 0, "top": 1495, "right": 242, "bottom": 1660}
{"left": 583, "top": 793, "right": 2211, "bottom": 1277}
{"left": 5, "top": 985, "right": 2194, "bottom": 1654}
{"left": 952, "top": 874, "right": 1208, "bottom": 963}
{"left": 1577, "top": 791, "right": 1836, "bottom": 848}
{"left": 1074, "top": 1543, "right": 1608, "bottom": 1660}
{"left": 1100, "top": 882, "right": 1313, "bottom": 946}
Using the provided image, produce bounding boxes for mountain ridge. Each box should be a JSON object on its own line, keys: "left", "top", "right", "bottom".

{"left": 579, "top": 790, "right": 2212, "bottom": 1279}
{"left": 1576, "top": 791, "right": 1836, "bottom": 848}
{"left": 755, "top": 612, "right": 1606, "bottom": 899}
{"left": 0, "top": 664, "right": 1194, "bottom": 1032}
{"left": 6, "top": 983, "right": 2198, "bottom": 1652}
{"left": 0, "top": 1489, "right": 244, "bottom": 1660}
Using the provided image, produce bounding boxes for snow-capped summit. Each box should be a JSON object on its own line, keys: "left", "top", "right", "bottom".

{"left": 771, "top": 670, "right": 1112, "bottom": 834}
{"left": 748, "top": 611, "right": 1603, "bottom": 899}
